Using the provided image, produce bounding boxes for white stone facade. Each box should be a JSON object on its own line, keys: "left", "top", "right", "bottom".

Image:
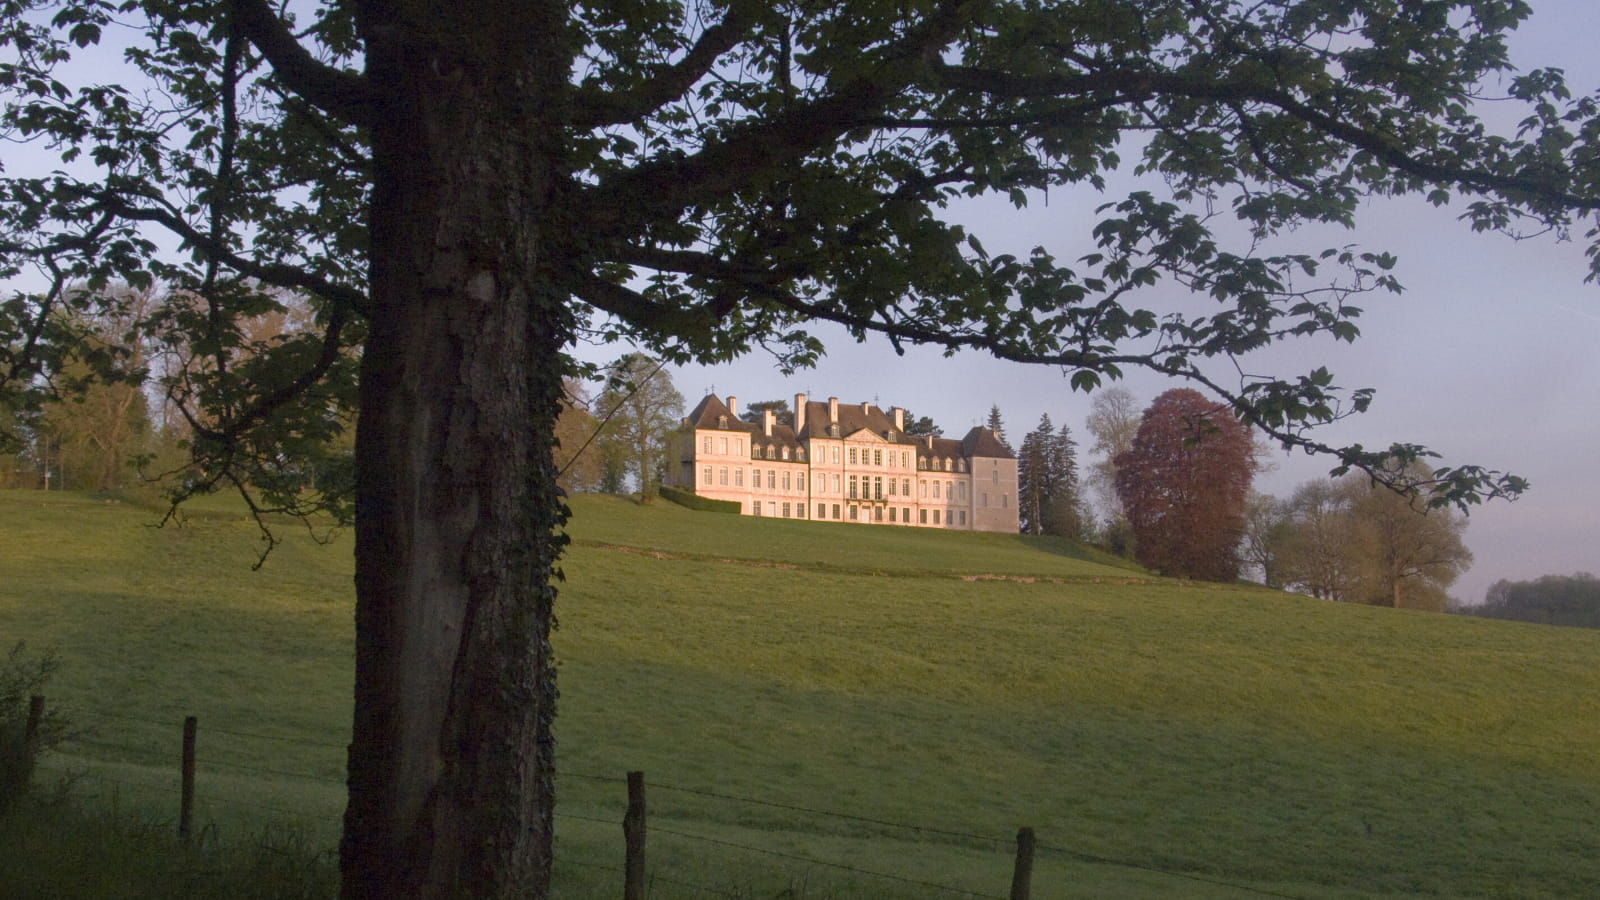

{"left": 666, "top": 393, "right": 1018, "bottom": 533}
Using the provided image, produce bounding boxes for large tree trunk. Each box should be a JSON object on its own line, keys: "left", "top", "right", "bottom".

{"left": 341, "top": 4, "right": 573, "bottom": 897}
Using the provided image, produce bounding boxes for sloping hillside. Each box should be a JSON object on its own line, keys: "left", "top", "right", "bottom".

{"left": 3, "top": 491, "right": 1598, "bottom": 898}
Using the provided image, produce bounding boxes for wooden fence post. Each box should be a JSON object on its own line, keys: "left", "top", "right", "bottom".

{"left": 1009, "top": 826, "right": 1035, "bottom": 900}
{"left": 623, "top": 770, "right": 647, "bottom": 900}
{"left": 179, "top": 715, "right": 197, "bottom": 841}
{"left": 24, "top": 695, "right": 44, "bottom": 752}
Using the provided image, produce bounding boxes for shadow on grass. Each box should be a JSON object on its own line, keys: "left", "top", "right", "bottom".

{"left": 0, "top": 790, "right": 337, "bottom": 900}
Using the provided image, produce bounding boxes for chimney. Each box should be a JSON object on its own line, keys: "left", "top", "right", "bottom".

{"left": 925, "top": 434, "right": 935, "bottom": 449}
{"left": 727, "top": 395, "right": 738, "bottom": 418}
{"left": 861, "top": 401, "right": 870, "bottom": 415}
{"left": 892, "top": 406, "right": 905, "bottom": 432}
{"left": 828, "top": 396, "right": 839, "bottom": 423}
{"left": 763, "top": 408, "right": 774, "bottom": 437}
{"left": 795, "top": 392, "right": 807, "bottom": 434}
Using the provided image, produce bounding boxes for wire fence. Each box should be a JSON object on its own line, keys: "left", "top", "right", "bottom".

{"left": 22, "top": 698, "right": 1317, "bottom": 899}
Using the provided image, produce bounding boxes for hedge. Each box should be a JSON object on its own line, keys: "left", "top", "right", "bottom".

{"left": 658, "top": 485, "right": 742, "bottom": 514}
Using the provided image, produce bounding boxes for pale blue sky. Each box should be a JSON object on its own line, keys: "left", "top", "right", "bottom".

{"left": 653, "top": 1, "right": 1600, "bottom": 605}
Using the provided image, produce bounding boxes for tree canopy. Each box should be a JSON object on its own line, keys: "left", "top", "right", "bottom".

{"left": 1116, "top": 387, "right": 1256, "bottom": 580}
{"left": 3, "top": 1, "right": 1599, "bottom": 896}
{"left": 594, "top": 353, "right": 684, "bottom": 498}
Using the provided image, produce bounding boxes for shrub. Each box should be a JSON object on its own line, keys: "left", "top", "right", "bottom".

{"left": 0, "top": 642, "right": 66, "bottom": 813}
{"left": 658, "top": 485, "right": 741, "bottom": 514}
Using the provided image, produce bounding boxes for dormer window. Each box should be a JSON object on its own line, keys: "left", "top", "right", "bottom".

{"left": 781, "top": 447, "right": 790, "bottom": 461}
{"left": 718, "top": 415, "right": 728, "bottom": 429}
{"left": 796, "top": 448, "right": 806, "bottom": 461}
{"left": 765, "top": 445, "right": 775, "bottom": 459}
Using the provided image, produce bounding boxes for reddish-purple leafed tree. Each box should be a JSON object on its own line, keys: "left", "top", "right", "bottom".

{"left": 1116, "top": 389, "right": 1256, "bottom": 581}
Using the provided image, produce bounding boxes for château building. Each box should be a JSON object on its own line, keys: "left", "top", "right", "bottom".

{"left": 666, "top": 393, "right": 1018, "bottom": 533}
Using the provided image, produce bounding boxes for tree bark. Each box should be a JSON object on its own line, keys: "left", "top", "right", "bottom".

{"left": 341, "top": 4, "right": 573, "bottom": 897}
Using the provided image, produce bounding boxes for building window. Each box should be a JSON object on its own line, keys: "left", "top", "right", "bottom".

{"left": 799, "top": 472, "right": 807, "bottom": 492}
{"left": 703, "top": 437, "right": 712, "bottom": 453}
{"left": 874, "top": 449, "right": 882, "bottom": 466}
{"left": 901, "top": 452, "right": 909, "bottom": 467}
{"left": 752, "top": 468, "right": 761, "bottom": 490}
{"left": 752, "top": 503, "right": 762, "bottom": 516}
{"left": 736, "top": 439, "right": 743, "bottom": 456}
{"left": 782, "top": 447, "right": 790, "bottom": 461}
{"left": 959, "top": 482, "right": 967, "bottom": 501}
{"left": 849, "top": 476, "right": 858, "bottom": 499}
{"left": 888, "top": 478, "right": 897, "bottom": 497}
{"left": 849, "top": 506, "right": 858, "bottom": 521}
{"left": 933, "top": 509, "right": 941, "bottom": 524}
{"left": 946, "top": 481, "right": 953, "bottom": 500}
{"left": 720, "top": 437, "right": 728, "bottom": 454}
{"left": 959, "top": 511, "right": 967, "bottom": 525}
{"left": 902, "top": 478, "right": 910, "bottom": 495}
{"left": 799, "top": 504, "right": 807, "bottom": 519}
{"left": 832, "top": 504, "right": 841, "bottom": 519}
{"left": 797, "top": 448, "right": 806, "bottom": 461}
{"left": 933, "top": 481, "right": 940, "bottom": 499}
{"left": 993, "top": 470, "right": 1000, "bottom": 484}
{"left": 874, "top": 507, "right": 884, "bottom": 522}
{"left": 919, "top": 481, "right": 927, "bottom": 499}
{"left": 889, "top": 507, "right": 897, "bottom": 523}
{"left": 981, "top": 492, "right": 988, "bottom": 507}
{"left": 702, "top": 466, "right": 711, "bottom": 484}
{"left": 1002, "top": 494, "right": 1009, "bottom": 508}
{"left": 874, "top": 477, "right": 883, "bottom": 500}
{"left": 782, "top": 502, "right": 790, "bottom": 518}
{"left": 782, "top": 471, "right": 791, "bottom": 490}
{"left": 919, "top": 509, "right": 927, "bottom": 524}
{"left": 767, "top": 471, "right": 776, "bottom": 489}
{"left": 832, "top": 447, "right": 840, "bottom": 464}
{"left": 719, "top": 467, "right": 728, "bottom": 486}
{"left": 719, "top": 415, "right": 728, "bottom": 429}
{"left": 832, "top": 474, "right": 841, "bottom": 493}
{"left": 817, "top": 503, "right": 826, "bottom": 519}
{"left": 735, "top": 468, "right": 744, "bottom": 487}
{"left": 766, "top": 446, "right": 775, "bottom": 460}
{"left": 902, "top": 507, "right": 910, "bottom": 522}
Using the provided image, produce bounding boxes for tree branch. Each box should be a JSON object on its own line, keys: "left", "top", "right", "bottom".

{"left": 93, "top": 192, "right": 369, "bottom": 315}
{"left": 192, "top": 304, "right": 351, "bottom": 446}
{"left": 932, "top": 60, "right": 1600, "bottom": 212}
{"left": 584, "top": 0, "right": 972, "bottom": 235}
{"left": 229, "top": 0, "right": 374, "bottom": 127}
{"left": 572, "top": 4, "right": 761, "bottom": 130}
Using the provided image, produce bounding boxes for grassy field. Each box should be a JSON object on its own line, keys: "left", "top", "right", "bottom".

{"left": 2, "top": 489, "right": 1598, "bottom": 898}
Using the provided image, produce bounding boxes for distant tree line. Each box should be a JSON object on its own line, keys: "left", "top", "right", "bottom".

{"left": 2, "top": 283, "right": 355, "bottom": 506}
{"left": 555, "top": 354, "right": 684, "bottom": 500}
{"left": 1242, "top": 468, "right": 1472, "bottom": 611}
{"left": 1457, "top": 574, "right": 1600, "bottom": 628}
{"left": 1054, "top": 385, "right": 1473, "bottom": 603}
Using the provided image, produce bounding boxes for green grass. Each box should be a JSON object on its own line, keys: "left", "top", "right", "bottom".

{"left": 3, "top": 489, "right": 1599, "bottom": 897}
